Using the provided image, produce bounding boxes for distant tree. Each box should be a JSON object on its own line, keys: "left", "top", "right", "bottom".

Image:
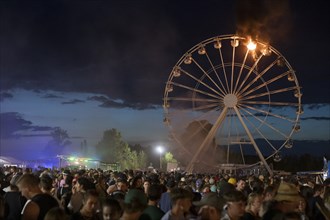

{"left": 137, "top": 150, "right": 147, "bottom": 169}
{"left": 96, "top": 128, "right": 147, "bottom": 170}
{"left": 50, "top": 127, "right": 71, "bottom": 146}
{"left": 164, "top": 152, "right": 177, "bottom": 163}
{"left": 273, "top": 154, "right": 323, "bottom": 172}
{"left": 162, "top": 152, "right": 178, "bottom": 170}
{"left": 45, "top": 127, "right": 71, "bottom": 157}
{"left": 129, "top": 144, "right": 143, "bottom": 152}
{"left": 96, "top": 128, "right": 126, "bottom": 163}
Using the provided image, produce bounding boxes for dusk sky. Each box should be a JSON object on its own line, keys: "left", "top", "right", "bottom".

{"left": 0, "top": 0, "right": 329, "bottom": 162}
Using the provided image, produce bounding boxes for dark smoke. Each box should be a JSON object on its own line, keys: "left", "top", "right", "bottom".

{"left": 235, "top": 0, "right": 292, "bottom": 43}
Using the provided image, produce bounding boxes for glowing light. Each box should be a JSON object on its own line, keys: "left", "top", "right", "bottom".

{"left": 156, "top": 146, "right": 164, "bottom": 170}
{"left": 68, "top": 157, "right": 75, "bottom": 161}
{"left": 247, "top": 39, "right": 256, "bottom": 50}
{"left": 156, "top": 146, "right": 164, "bottom": 154}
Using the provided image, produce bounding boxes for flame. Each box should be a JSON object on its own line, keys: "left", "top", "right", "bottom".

{"left": 247, "top": 39, "right": 257, "bottom": 50}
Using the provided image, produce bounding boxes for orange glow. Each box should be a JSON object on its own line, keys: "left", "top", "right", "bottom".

{"left": 247, "top": 39, "right": 256, "bottom": 50}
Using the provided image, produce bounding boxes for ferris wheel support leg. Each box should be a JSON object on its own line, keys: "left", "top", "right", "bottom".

{"left": 233, "top": 107, "right": 274, "bottom": 176}
{"left": 186, "top": 107, "right": 228, "bottom": 173}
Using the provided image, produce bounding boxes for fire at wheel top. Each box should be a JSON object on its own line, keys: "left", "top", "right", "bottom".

{"left": 163, "top": 34, "right": 303, "bottom": 175}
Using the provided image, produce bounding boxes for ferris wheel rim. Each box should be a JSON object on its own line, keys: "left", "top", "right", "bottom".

{"left": 163, "top": 34, "right": 302, "bottom": 172}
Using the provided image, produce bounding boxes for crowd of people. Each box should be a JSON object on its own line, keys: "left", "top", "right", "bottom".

{"left": 0, "top": 165, "right": 329, "bottom": 220}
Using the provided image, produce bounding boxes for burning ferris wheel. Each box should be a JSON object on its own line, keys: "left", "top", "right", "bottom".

{"left": 163, "top": 34, "right": 303, "bottom": 175}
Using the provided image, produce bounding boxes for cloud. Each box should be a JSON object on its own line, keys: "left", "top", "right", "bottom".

{"left": 306, "top": 103, "right": 328, "bottom": 110}
{"left": 42, "top": 94, "right": 63, "bottom": 99}
{"left": 88, "top": 95, "right": 158, "bottom": 110}
{"left": 0, "top": 2, "right": 178, "bottom": 107}
{"left": 61, "top": 99, "right": 85, "bottom": 104}
{"left": 0, "top": 92, "right": 13, "bottom": 102}
{"left": 0, "top": 1, "right": 329, "bottom": 108}
{"left": 300, "top": 117, "right": 330, "bottom": 121}
{"left": 0, "top": 112, "right": 53, "bottom": 139}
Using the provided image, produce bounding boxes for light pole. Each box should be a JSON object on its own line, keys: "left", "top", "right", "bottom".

{"left": 156, "top": 146, "right": 164, "bottom": 170}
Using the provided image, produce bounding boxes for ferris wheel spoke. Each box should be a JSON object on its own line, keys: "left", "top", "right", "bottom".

{"left": 204, "top": 52, "right": 229, "bottom": 95}
{"left": 186, "top": 107, "right": 228, "bottom": 172}
{"left": 240, "top": 111, "right": 278, "bottom": 152}
{"left": 232, "top": 109, "right": 246, "bottom": 164}
{"left": 170, "top": 133, "right": 192, "bottom": 155}
{"left": 217, "top": 46, "right": 230, "bottom": 93}
{"left": 241, "top": 86, "right": 299, "bottom": 101}
{"left": 236, "top": 58, "right": 279, "bottom": 96}
{"left": 180, "top": 69, "right": 226, "bottom": 97}
{"left": 191, "top": 58, "right": 227, "bottom": 96}
{"left": 193, "top": 103, "right": 221, "bottom": 112}
{"left": 235, "top": 55, "right": 263, "bottom": 95}
{"left": 239, "top": 107, "right": 289, "bottom": 139}
{"left": 180, "top": 120, "right": 215, "bottom": 147}
{"left": 191, "top": 104, "right": 222, "bottom": 123}
{"left": 167, "top": 97, "right": 219, "bottom": 103}
{"left": 233, "top": 51, "right": 249, "bottom": 94}
{"left": 241, "top": 100, "right": 299, "bottom": 107}
{"left": 233, "top": 106, "right": 273, "bottom": 175}
{"left": 167, "top": 104, "right": 221, "bottom": 127}
{"left": 230, "top": 43, "right": 237, "bottom": 93}
{"left": 239, "top": 70, "right": 292, "bottom": 98}
{"left": 239, "top": 143, "right": 245, "bottom": 164}
{"left": 226, "top": 108, "right": 234, "bottom": 163}
{"left": 170, "top": 82, "right": 223, "bottom": 100}
{"left": 239, "top": 103, "right": 296, "bottom": 123}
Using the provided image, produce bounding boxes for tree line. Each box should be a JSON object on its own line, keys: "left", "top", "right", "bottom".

{"left": 47, "top": 127, "right": 324, "bottom": 172}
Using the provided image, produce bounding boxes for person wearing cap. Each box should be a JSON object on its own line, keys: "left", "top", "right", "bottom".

{"left": 121, "top": 189, "right": 151, "bottom": 220}
{"left": 161, "top": 188, "right": 193, "bottom": 220}
{"left": 228, "top": 178, "right": 237, "bottom": 186}
{"left": 194, "top": 179, "right": 203, "bottom": 193}
{"left": 57, "top": 170, "right": 72, "bottom": 201}
{"left": 209, "top": 178, "right": 217, "bottom": 193}
{"left": 193, "top": 192, "right": 224, "bottom": 220}
{"left": 60, "top": 170, "right": 71, "bottom": 187}
{"left": 262, "top": 181, "right": 304, "bottom": 219}
{"left": 218, "top": 176, "right": 235, "bottom": 197}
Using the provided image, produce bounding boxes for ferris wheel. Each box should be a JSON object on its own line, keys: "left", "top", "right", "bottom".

{"left": 163, "top": 34, "right": 303, "bottom": 175}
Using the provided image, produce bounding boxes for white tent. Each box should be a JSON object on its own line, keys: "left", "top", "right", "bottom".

{"left": 0, "top": 156, "right": 24, "bottom": 167}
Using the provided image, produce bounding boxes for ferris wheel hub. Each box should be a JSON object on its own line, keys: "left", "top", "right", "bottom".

{"left": 223, "top": 94, "right": 238, "bottom": 107}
